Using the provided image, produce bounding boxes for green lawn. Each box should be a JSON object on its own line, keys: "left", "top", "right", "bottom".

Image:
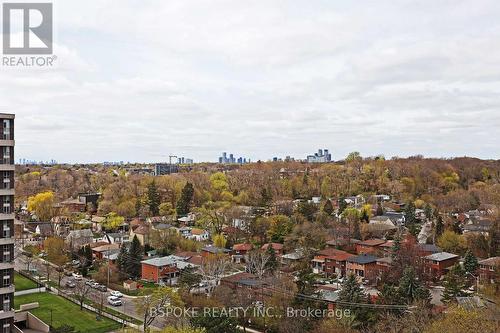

{"left": 15, "top": 293, "right": 121, "bottom": 333}
{"left": 14, "top": 272, "right": 38, "bottom": 291}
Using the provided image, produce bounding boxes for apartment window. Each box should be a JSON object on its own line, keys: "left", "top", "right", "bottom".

{"left": 2, "top": 197, "right": 10, "bottom": 214}
{"left": 2, "top": 172, "right": 9, "bottom": 190}
{"left": 1, "top": 147, "right": 9, "bottom": 164}
{"left": 2, "top": 120, "right": 10, "bottom": 140}
{"left": 1, "top": 246, "right": 9, "bottom": 262}
{"left": 2, "top": 323, "right": 9, "bottom": 333}
{"left": 2, "top": 296, "right": 9, "bottom": 312}
{"left": 2, "top": 271, "right": 10, "bottom": 287}
{"left": 2, "top": 222, "right": 9, "bottom": 238}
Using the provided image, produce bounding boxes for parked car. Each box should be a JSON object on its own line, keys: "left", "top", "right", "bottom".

{"left": 85, "top": 279, "right": 95, "bottom": 286}
{"left": 109, "top": 290, "right": 123, "bottom": 298}
{"left": 71, "top": 260, "right": 80, "bottom": 266}
{"left": 97, "top": 285, "right": 107, "bottom": 292}
{"left": 107, "top": 296, "right": 122, "bottom": 306}
{"left": 65, "top": 280, "right": 76, "bottom": 288}
{"left": 64, "top": 270, "right": 73, "bottom": 277}
{"left": 72, "top": 273, "right": 83, "bottom": 280}
{"left": 91, "top": 282, "right": 100, "bottom": 289}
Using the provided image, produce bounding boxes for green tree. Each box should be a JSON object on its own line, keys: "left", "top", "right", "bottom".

{"left": 127, "top": 235, "right": 143, "bottom": 278}
{"left": 265, "top": 246, "right": 278, "bottom": 274}
{"left": 398, "top": 267, "right": 431, "bottom": 304}
{"left": 442, "top": 264, "right": 467, "bottom": 302}
{"left": 147, "top": 180, "right": 160, "bottom": 216}
{"left": 391, "top": 235, "right": 401, "bottom": 260}
{"left": 176, "top": 182, "right": 194, "bottom": 216}
{"left": 178, "top": 266, "right": 202, "bottom": 292}
{"left": 463, "top": 250, "right": 479, "bottom": 274}
{"left": 338, "top": 274, "right": 367, "bottom": 304}
{"left": 404, "top": 201, "right": 417, "bottom": 225}
{"left": 435, "top": 216, "right": 444, "bottom": 239}
{"left": 116, "top": 244, "right": 129, "bottom": 273}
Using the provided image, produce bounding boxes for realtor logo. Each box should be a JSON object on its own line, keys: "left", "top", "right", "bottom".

{"left": 2, "top": 2, "right": 53, "bottom": 54}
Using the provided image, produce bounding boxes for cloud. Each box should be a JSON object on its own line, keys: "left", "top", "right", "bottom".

{"left": 2, "top": 0, "right": 500, "bottom": 162}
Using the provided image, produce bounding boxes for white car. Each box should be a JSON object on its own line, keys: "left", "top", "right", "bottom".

{"left": 72, "top": 273, "right": 83, "bottom": 280}
{"left": 107, "top": 296, "right": 122, "bottom": 306}
{"left": 110, "top": 291, "right": 123, "bottom": 298}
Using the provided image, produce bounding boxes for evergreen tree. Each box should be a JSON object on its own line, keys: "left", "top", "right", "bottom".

{"left": 84, "top": 245, "right": 93, "bottom": 267}
{"left": 127, "top": 235, "right": 143, "bottom": 278}
{"left": 265, "top": 246, "right": 278, "bottom": 274}
{"left": 116, "top": 244, "right": 128, "bottom": 273}
{"left": 404, "top": 201, "right": 417, "bottom": 225}
{"left": 463, "top": 250, "right": 479, "bottom": 274}
{"left": 338, "top": 274, "right": 367, "bottom": 304}
{"left": 442, "top": 263, "right": 467, "bottom": 302}
{"left": 398, "top": 267, "right": 431, "bottom": 304}
{"left": 147, "top": 181, "right": 160, "bottom": 216}
{"left": 322, "top": 199, "right": 334, "bottom": 216}
{"left": 435, "top": 216, "right": 444, "bottom": 239}
{"left": 176, "top": 182, "right": 194, "bottom": 216}
{"left": 377, "top": 284, "right": 401, "bottom": 305}
{"left": 391, "top": 234, "right": 401, "bottom": 260}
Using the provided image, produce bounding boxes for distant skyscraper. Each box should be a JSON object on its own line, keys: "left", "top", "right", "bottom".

{"left": 307, "top": 148, "right": 332, "bottom": 163}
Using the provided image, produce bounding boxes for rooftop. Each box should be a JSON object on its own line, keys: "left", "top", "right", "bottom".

{"left": 347, "top": 253, "right": 378, "bottom": 264}
{"left": 424, "top": 252, "right": 459, "bottom": 262}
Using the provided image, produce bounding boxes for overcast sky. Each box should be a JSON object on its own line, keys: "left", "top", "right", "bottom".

{"left": 1, "top": 0, "right": 500, "bottom": 163}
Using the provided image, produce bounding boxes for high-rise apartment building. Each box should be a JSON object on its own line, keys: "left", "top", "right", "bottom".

{"left": 0, "top": 114, "right": 14, "bottom": 333}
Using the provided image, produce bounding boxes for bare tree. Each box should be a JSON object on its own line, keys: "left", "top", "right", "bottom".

{"left": 199, "top": 255, "right": 230, "bottom": 291}
{"left": 245, "top": 250, "right": 270, "bottom": 279}
{"left": 134, "top": 287, "right": 182, "bottom": 332}
{"left": 73, "top": 281, "right": 93, "bottom": 310}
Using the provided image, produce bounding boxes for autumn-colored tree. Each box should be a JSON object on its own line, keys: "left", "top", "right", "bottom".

{"left": 267, "top": 215, "right": 293, "bottom": 243}
{"left": 424, "top": 306, "right": 496, "bottom": 333}
{"left": 212, "top": 233, "right": 227, "bottom": 248}
{"left": 437, "top": 230, "right": 467, "bottom": 255}
{"left": 102, "top": 212, "right": 124, "bottom": 231}
{"left": 27, "top": 191, "right": 56, "bottom": 221}
{"left": 44, "top": 236, "right": 69, "bottom": 287}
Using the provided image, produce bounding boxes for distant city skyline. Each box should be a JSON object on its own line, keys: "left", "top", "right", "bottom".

{"left": 3, "top": 1, "right": 500, "bottom": 163}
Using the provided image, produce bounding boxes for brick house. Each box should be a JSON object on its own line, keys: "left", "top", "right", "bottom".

{"left": 356, "top": 239, "right": 386, "bottom": 255}
{"left": 261, "top": 243, "right": 283, "bottom": 256}
{"left": 478, "top": 257, "right": 499, "bottom": 283}
{"left": 346, "top": 254, "right": 379, "bottom": 282}
{"left": 231, "top": 243, "right": 253, "bottom": 263}
{"left": 311, "top": 248, "right": 352, "bottom": 277}
{"left": 423, "top": 252, "right": 459, "bottom": 280}
{"left": 141, "top": 255, "right": 198, "bottom": 284}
